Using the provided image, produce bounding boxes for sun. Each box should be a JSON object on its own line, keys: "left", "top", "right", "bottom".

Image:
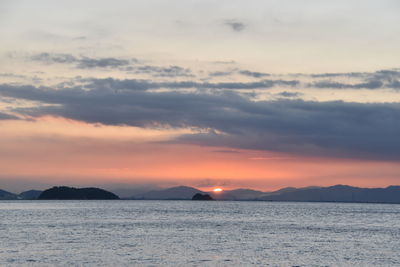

{"left": 213, "top": 188, "right": 223, "bottom": 192}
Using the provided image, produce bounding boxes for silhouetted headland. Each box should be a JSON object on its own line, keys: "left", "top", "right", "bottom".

{"left": 192, "top": 193, "right": 214, "bottom": 201}
{"left": 2, "top": 184, "right": 400, "bottom": 203}
{"left": 38, "top": 186, "right": 119, "bottom": 200}
{"left": 259, "top": 185, "right": 400, "bottom": 203}
{"left": 0, "top": 189, "right": 17, "bottom": 200}
{"left": 126, "top": 185, "right": 400, "bottom": 203}
{"left": 131, "top": 186, "right": 203, "bottom": 200}
{"left": 19, "top": 190, "right": 43, "bottom": 200}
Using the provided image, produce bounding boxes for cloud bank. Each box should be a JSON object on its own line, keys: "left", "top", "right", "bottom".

{"left": 1, "top": 82, "right": 399, "bottom": 160}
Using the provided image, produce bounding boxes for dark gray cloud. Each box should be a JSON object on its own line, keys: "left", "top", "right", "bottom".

{"left": 0, "top": 73, "right": 28, "bottom": 79}
{"left": 77, "top": 57, "right": 130, "bottom": 69}
{"left": 311, "top": 81, "right": 351, "bottom": 89}
{"left": 373, "top": 69, "right": 400, "bottom": 81}
{"left": 28, "top": 53, "right": 400, "bottom": 90}
{"left": 31, "top": 53, "right": 78, "bottom": 64}
{"left": 31, "top": 53, "right": 131, "bottom": 69}
{"left": 172, "top": 100, "right": 400, "bottom": 160}
{"left": 276, "top": 91, "right": 303, "bottom": 98}
{"left": 0, "top": 111, "right": 19, "bottom": 120}
{"left": 208, "top": 69, "right": 270, "bottom": 78}
{"left": 1, "top": 83, "right": 400, "bottom": 160}
{"left": 311, "top": 80, "right": 384, "bottom": 89}
{"left": 30, "top": 53, "right": 194, "bottom": 77}
{"left": 239, "top": 70, "right": 270, "bottom": 78}
{"left": 299, "top": 68, "right": 400, "bottom": 90}
{"left": 353, "top": 80, "right": 384, "bottom": 89}
{"left": 224, "top": 20, "right": 246, "bottom": 32}
{"left": 292, "top": 68, "right": 400, "bottom": 82}
{"left": 78, "top": 77, "right": 299, "bottom": 91}
{"left": 388, "top": 80, "right": 400, "bottom": 89}
{"left": 309, "top": 72, "right": 366, "bottom": 78}
{"left": 132, "top": 65, "right": 193, "bottom": 77}
{"left": 208, "top": 71, "right": 234, "bottom": 77}
{"left": 200, "top": 68, "right": 400, "bottom": 90}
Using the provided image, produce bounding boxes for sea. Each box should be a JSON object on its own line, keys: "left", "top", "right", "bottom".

{"left": 1, "top": 200, "right": 400, "bottom": 266}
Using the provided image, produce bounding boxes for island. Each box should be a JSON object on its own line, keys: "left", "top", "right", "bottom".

{"left": 192, "top": 193, "right": 214, "bottom": 201}
{"left": 38, "top": 186, "right": 120, "bottom": 200}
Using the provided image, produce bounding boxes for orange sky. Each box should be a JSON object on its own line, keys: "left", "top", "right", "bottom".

{"left": 1, "top": 117, "right": 399, "bottom": 192}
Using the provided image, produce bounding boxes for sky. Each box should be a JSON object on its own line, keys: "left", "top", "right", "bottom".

{"left": 0, "top": 0, "right": 400, "bottom": 192}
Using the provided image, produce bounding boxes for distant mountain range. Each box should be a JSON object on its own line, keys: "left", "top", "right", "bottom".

{"left": 259, "top": 185, "right": 400, "bottom": 203}
{"left": 0, "top": 189, "right": 43, "bottom": 200}
{"left": 131, "top": 186, "right": 203, "bottom": 200}
{"left": 2, "top": 185, "right": 400, "bottom": 204}
{"left": 19, "top": 190, "right": 43, "bottom": 200}
{"left": 125, "top": 186, "right": 316, "bottom": 201}
{"left": 125, "top": 185, "right": 400, "bottom": 204}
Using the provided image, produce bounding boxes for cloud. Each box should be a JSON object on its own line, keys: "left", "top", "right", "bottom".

{"left": 239, "top": 70, "right": 270, "bottom": 78}
{"left": 292, "top": 68, "right": 400, "bottom": 82}
{"left": 173, "top": 100, "right": 400, "bottom": 160}
{"left": 208, "top": 71, "right": 234, "bottom": 77}
{"left": 0, "top": 112, "right": 19, "bottom": 120}
{"left": 31, "top": 53, "right": 77, "bottom": 64}
{"left": 208, "top": 69, "right": 270, "bottom": 79}
{"left": 224, "top": 20, "right": 246, "bottom": 32}
{"left": 308, "top": 72, "right": 366, "bottom": 78}
{"left": 77, "top": 77, "right": 299, "bottom": 91}
{"left": 212, "top": 60, "right": 236, "bottom": 65}
{"left": 373, "top": 69, "right": 400, "bottom": 81}
{"left": 28, "top": 53, "right": 400, "bottom": 90}
{"left": 276, "top": 91, "right": 303, "bottom": 98}
{"left": 311, "top": 80, "right": 384, "bottom": 89}
{"left": 388, "top": 80, "right": 400, "bottom": 89}
{"left": 77, "top": 57, "right": 130, "bottom": 69}
{"left": 132, "top": 65, "right": 193, "bottom": 77}
{"left": 30, "top": 52, "right": 193, "bottom": 77}
{"left": 296, "top": 68, "right": 400, "bottom": 90}
{"left": 31, "top": 53, "right": 131, "bottom": 69}
{"left": 1, "top": 83, "right": 400, "bottom": 160}
{"left": 0, "top": 73, "right": 25, "bottom": 78}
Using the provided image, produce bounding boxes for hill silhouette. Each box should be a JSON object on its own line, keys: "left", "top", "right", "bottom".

{"left": 259, "top": 185, "right": 400, "bottom": 203}
{"left": 3, "top": 184, "right": 400, "bottom": 203}
{"left": 192, "top": 193, "right": 214, "bottom": 200}
{"left": 38, "top": 186, "right": 119, "bottom": 200}
{"left": 125, "top": 184, "right": 400, "bottom": 203}
{"left": 0, "top": 189, "right": 17, "bottom": 200}
{"left": 131, "top": 186, "right": 203, "bottom": 200}
{"left": 19, "top": 190, "right": 43, "bottom": 200}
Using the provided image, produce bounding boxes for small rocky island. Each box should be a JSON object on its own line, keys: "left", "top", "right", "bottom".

{"left": 192, "top": 193, "right": 214, "bottom": 201}
{"left": 38, "top": 186, "right": 120, "bottom": 200}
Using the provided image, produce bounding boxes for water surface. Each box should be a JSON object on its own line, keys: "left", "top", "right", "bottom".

{"left": 1, "top": 200, "right": 399, "bottom": 266}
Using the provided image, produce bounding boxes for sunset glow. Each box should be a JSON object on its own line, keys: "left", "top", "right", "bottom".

{"left": 0, "top": 0, "right": 400, "bottom": 193}
{"left": 2, "top": 2, "right": 400, "bottom": 267}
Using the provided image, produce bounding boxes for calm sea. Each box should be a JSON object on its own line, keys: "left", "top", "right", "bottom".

{"left": 1, "top": 200, "right": 399, "bottom": 266}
